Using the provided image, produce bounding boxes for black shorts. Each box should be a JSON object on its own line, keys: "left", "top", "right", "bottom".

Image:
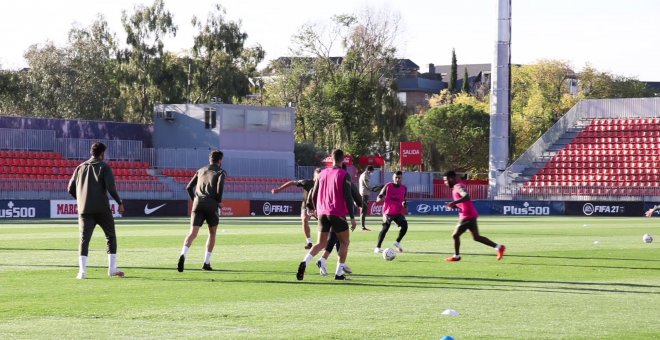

{"left": 384, "top": 214, "right": 407, "bottom": 226}
{"left": 455, "top": 218, "right": 478, "bottom": 233}
{"left": 191, "top": 204, "right": 219, "bottom": 227}
{"left": 318, "top": 215, "right": 349, "bottom": 233}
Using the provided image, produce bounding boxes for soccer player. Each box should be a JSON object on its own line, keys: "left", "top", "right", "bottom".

{"left": 297, "top": 149, "right": 356, "bottom": 281}
{"left": 358, "top": 165, "right": 378, "bottom": 231}
{"left": 644, "top": 205, "right": 660, "bottom": 217}
{"left": 177, "top": 150, "right": 226, "bottom": 272}
{"left": 271, "top": 168, "right": 322, "bottom": 249}
{"left": 316, "top": 165, "right": 363, "bottom": 276}
{"left": 444, "top": 170, "right": 505, "bottom": 261}
{"left": 67, "top": 142, "right": 125, "bottom": 279}
{"left": 374, "top": 171, "right": 408, "bottom": 253}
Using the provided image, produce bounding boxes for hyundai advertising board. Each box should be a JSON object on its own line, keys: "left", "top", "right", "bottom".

{"left": 565, "top": 201, "right": 644, "bottom": 217}
{"left": 0, "top": 200, "right": 50, "bottom": 219}
{"left": 407, "top": 200, "right": 491, "bottom": 215}
{"left": 490, "top": 201, "right": 565, "bottom": 216}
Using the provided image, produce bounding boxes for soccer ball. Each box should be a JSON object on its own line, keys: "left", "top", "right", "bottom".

{"left": 643, "top": 234, "right": 653, "bottom": 243}
{"left": 382, "top": 248, "right": 397, "bottom": 261}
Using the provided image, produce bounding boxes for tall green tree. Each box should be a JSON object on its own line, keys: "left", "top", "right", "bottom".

{"left": 461, "top": 66, "right": 469, "bottom": 93}
{"left": 448, "top": 48, "right": 457, "bottom": 93}
{"left": 189, "top": 3, "right": 264, "bottom": 104}
{"left": 406, "top": 103, "right": 489, "bottom": 173}
{"left": 120, "top": 0, "right": 177, "bottom": 123}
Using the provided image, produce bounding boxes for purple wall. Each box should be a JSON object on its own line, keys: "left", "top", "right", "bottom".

{"left": 0, "top": 116, "right": 154, "bottom": 148}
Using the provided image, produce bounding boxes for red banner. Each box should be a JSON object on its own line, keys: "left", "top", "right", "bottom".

{"left": 357, "top": 155, "right": 385, "bottom": 167}
{"left": 322, "top": 154, "right": 353, "bottom": 166}
{"left": 400, "top": 141, "right": 422, "bottom": 166}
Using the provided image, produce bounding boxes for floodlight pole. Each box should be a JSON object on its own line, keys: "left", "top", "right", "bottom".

{"left": 488, "top": 0, "right": 512, "bottom": 199}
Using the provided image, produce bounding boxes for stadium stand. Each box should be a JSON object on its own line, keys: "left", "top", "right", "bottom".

{"left": 519, "top": 117, "right": 660, "bottom": 196}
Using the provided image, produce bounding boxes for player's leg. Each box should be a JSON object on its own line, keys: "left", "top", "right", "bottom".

{"left": 317, "top": 232, "right": 336, "bottom": 276}
{"left": 447, "top": 221, "right": 469, "bottom": 261}
{"left": 203, "top": 226, "right": 217, "bottom": 270}
{"left": 202, "top": 207, "right": 220, "bottom": 270}
{"left": 332, "top": 217, "right": 351, "bottom": 280}
{"left": 301, "top": 210, "right": 312, "bottom": 249}
{"left": 97, "top": 211, "right": 123, "bottom": 277}
{"left": 298, "top": 216, "right": 330, "bottom": 280}
{"left": 375, "top": 215, "right": 392, "bottom": 253}
{"left": 77, "top": 214, "right": 96, "bottom": 279}
{"left": 179, "top": 211, "right": 204, "bottom": 272}
{"left": 360, "top": 195, "right": 370, "bottom": 231}
{"left": 468, "top": 219, "right": 506, "bottom": 260}
{"left": 392, "top": 215, "right": 408, "bottom": 252}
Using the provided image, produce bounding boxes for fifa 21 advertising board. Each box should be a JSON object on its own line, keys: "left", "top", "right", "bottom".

{"left": 50, "top": 200, "right": 122, "bottom": 218}
{"left": 250, "top": 200, "right": 301, "bottom": 216}
{"left": 0, "top": 200, "right": 50, "bottom": 219}
{"left": 565, "top": 201, "right": 644, "bottom": 217}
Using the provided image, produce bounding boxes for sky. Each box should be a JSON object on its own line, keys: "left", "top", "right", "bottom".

{"left": 1, "top": 0, "right": 659, "bottom": 80}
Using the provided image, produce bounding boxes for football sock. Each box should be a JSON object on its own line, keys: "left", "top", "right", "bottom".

{"left": 335, "top": 263, "right": 345, "bottom": 276}
{"left": 495, "top": 244, "right": 502, "bottom": 250}
{"left": 108, "top": 254, "right": 117, "bottom": 271}
{"left": 181, "top": 245, "right": 190, "bottom": 257}
{"left": 204, "top": 251, "right": 212, "bottom": 264}
{"left": 303, "top": 253, "right": 313, "bottom": 266}
{"left": 79, "top": 255, "right": 87, "bottom": 273}
{"left": 306, "top": 237, "right": 312, "bottom": 244}
{"left": 319, "top": 257, "right": 327, "bottom": 267}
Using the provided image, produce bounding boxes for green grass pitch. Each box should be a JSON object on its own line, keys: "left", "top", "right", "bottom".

{"left": 1, "top": 216, "right": 659, "bottom": 339}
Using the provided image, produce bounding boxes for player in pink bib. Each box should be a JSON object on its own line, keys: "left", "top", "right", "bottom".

{"left": 374, "top": 171, "right": 408, "bottom": 253}
{"left": 444, "top": 170, "right": 505, "bottom": 262}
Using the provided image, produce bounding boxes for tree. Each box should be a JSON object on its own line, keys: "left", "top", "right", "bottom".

{"left": 406, "top": 103, "right": 489, "bottom": 173}
{"left": 448, "top": 48, "right": 457, "bottom": 93}
{"left": 461, "top": 66, "right": 470, "bottom": 93}
{"left": 189, "top": 3, "right": 264, "bottom": 104}
{"left": 120, "top": 0, "right": 177, "bottom": 123}
{"left": 269, "top": 7, "right": 405, "bottom": 157}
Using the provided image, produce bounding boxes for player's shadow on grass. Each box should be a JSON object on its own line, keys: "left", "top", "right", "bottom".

{"left": 0, "top": 247, "right": 73, "bottom": 251}
{"left": 408, "top": 251, "right": 660, "bottom": 262}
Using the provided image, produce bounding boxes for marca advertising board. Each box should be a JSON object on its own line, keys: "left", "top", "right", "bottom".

{"left": 250, "top": 200, "right": 301, "bottom": 216}
{"left": 50, "top": 200, "right": 121, "bottom": 218}
{"left": 123, "top": 200, "right": 188, "bottom": 217}
{"left": 490, "top": 201, "right": 565, "bottom": 216}
{"left": 565, "top": 201, "right": 644, "bottom": 217}
{"left": 0, "top": 200, "right": 50, "bottom": 219}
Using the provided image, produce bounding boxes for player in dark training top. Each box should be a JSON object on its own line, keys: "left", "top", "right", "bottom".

{"left": 177, "top": 150, "right": 226, "bottom": 272}
{"left": 271, "top": 168, "right": 322, "bottom": 249}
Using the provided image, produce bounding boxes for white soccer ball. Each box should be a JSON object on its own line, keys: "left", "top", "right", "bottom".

{"left": 382, "top": 248, "right": 397, "bottom": 261}
{"left": 643, "top": 234, "right": 653, "bottom": 243}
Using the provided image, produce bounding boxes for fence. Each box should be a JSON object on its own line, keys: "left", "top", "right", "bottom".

{"left": 55, "top": 138, "right": 143, "bottom": 161}
{"left": 0, "top": 128, "right": 55, "bottom": 151}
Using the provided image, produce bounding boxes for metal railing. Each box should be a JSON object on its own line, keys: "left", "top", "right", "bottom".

{"left": 0, "top": 128, "right": 55, "bottom": 151}
{"left": 55, "top": 138, "right": 143, "bottom": 161}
